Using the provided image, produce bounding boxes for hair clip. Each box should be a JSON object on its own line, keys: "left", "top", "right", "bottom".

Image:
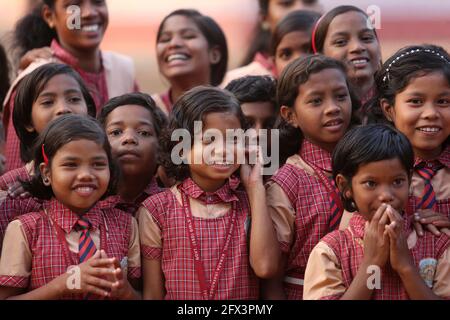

{"left": 42, "top": 144, "right": 49, "bottom": 165}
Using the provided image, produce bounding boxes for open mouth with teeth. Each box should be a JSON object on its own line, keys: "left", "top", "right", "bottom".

{"left": 80, "top": 24, "right": 102, "bottom": 33}
{"left": 417, "top": 126, "right": 441, "bottom": 133}
{"left": 166, "top": 53, "right": 191, "bottom": 63}
{"left": 324, "top": 119, "right": 343, "bottom": 127}
{"left": 73, "top": 185, "right": 97, "bottom": 197}
{"left": 350, "top": 58, "right": 369, "bottom": 68}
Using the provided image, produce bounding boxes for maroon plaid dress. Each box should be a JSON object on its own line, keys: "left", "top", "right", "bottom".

{"left": 320, "top": 214, "right": 450, "bottom": 300}
{"left": 140, "top": 177, "right": 259, "bottom": 300}
{"left": 0, "top": 196, "right": 41, "bottom": 251}
{"left": 406, "top": 145, "right": 450, "bottom": 219}
{"left": 270, "top": 140, "right": 337, "bottom": 300}
{"left": 0, "top": 198, "right": 140, "bottom": 299}
{"left": 0, "top": 165, "right": 31, "bottom": 190}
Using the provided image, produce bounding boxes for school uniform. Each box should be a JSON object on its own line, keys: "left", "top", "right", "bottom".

{"left": 407, "top": 145, "right": 450, "bottom": 218}
{"left": 221, "top": 52, "right": 275, "bottom": 87}
{"left": 2, "top": 39, "right": 138, "bottom": 172}
{"left": 266, "top": 139, "right": 346, "bottom": 300}
{"left": 0, "top": 198, "right": 140, "bottom": 299}
{"left": 0, "top": 162, "right": 33, "bottom": 191}
{"left": 0, "top": 192, "right": 41, "bottom": 252}
{"left": 102, "top": 177, "right": 163, "bottom": 216}
{"left": 151, "top": 90, "right": 173, "bottom": 116}
{"left": 137, "top": 176, "right": 259, "bottom": 300}
{"left": 304, "top": 213, "right": 450, "bottom": 300}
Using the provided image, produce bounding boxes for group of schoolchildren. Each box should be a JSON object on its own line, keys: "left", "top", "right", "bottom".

{"left": 0, "top": 0, "right": 448, "bottom": 300}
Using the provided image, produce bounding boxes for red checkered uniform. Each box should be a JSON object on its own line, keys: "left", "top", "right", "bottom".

{"left": 140, "top": 177, "right": 259, "bottom": 300}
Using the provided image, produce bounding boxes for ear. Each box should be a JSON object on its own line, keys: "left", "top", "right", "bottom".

{"left": 380, "top": 98, "right": 395, "bottom": 123}
{"left": 42, "top": 4, "right": 56, "bottom": 29}
{"left": 336, "top": 174, "right": 352, "bottom": 199}
{"left": 209, "top": 46, "right": 221, "bottom": 65}
{"left": 280, "top": 105, "right": 299, "bottom": 128}
{"left": 39, "top": 162, "right": 52, "bottom": 186}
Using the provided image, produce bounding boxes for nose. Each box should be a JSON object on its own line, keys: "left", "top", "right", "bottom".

{"left": 349, "top": 38, "right": 366, "bottom": 54}
{"left": 80, "top": 1, "right": 98, "bottom": 19}
{"left": 324, "top": 99, "right": 341, "bottom": 115}
{"left": 121, "top": 129, "right": 138, "bottom": 145}
{"left": 421, "top": 102, "right": 440, "bottom": 120}
{"left": 55, "top": 102, "right": 73, "bottom": 116}
{"left": 77, "top": 165, "right": 95, "bottom": 181}
{"left": 168, "top": 34, "right": 184, "bottom": 49}
{"left": 378, "top": 186, "right": 395, "bottom": 205}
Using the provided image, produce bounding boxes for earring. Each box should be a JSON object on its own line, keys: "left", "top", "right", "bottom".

{"left": 43, "top": 178, "right": 50, "bottom": 185}
{"left": 261, "top": 21, "right": 270, "bottom": 31}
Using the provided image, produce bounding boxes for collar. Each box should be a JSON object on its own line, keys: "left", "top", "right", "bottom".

{"left": 414, "top": 145, "right": 450, "bottom": 168}
{"left": 142, "top": 177, "right": 162, "bottom": 197}
{"left": 179, "top": 176, "right": 240, "bottom": 204}
{"left": 160, "top": 90, "right": 173, "bottom": 113}
{"left": 43, "top": 198, "right": 102, "bottom": 233}
{"left": 51, "top": 39, "right": 79, "bottom": 67}
{"left": 299, "top": 139, "right": 333, "bottom": 172}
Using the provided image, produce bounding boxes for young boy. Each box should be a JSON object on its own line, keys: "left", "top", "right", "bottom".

{"left": 98, "top": 93, "right": 168, "bottom": 214}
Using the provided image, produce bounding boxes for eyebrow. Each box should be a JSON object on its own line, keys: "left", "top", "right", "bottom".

{"left": 38, "top": 89, "right": 82, "bottom": 97}
{"left": 60, "top": 155, "right": 108, "bottom": 161}
{"left": 107, "top": 120, "right": 154, "bottom": 127}
{"left": 304, "top": 86, "right": 348, "bottom": 96}
{"left": 330, "top": 29, "right": 374, "bottom": 37}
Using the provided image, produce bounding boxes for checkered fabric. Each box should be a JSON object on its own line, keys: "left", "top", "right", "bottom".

{"left": 0, "top": 165, "right": 32, "bottom": 191}
{"left": 140, "top": 176, "right": 259, "bottom": 300}
{"left": 270, "top": 139, "right": 338, "bottom": 300}
{"left": 320, "top": 213, "right": 450, "bottom": 300}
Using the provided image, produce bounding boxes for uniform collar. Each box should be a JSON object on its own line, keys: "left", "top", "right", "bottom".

{"left": 299, "top": 139, "right": 333, "bottom": 172}
{"left": 414, "top": 144, "right": 450, "bottom": 168}
{"left": 179, "top": 176, "right": 240, "bottom": 204}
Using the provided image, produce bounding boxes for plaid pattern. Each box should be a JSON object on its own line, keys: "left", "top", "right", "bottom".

{"left": 0, "top": 165, "right": 31, "bottom": 191}
{"left": 101, "top": 178, "right": 163, "bottom": 215}
{"left": 270, "top": 139, "right": 335, "bottom": 300}
{"left": 407, "top": 145, "right": 450, "bottom": 218}
{"left": 0, "top": 196, "right": 42, "bottom": 252}
{"left": 321, "top": 213, "right": 450, "bottom": 300}
{"left": 0, "top": 198, "right": 139, "bottom": 299}
{"left": 140, "top": 176, "right": 259, "bottom": 300}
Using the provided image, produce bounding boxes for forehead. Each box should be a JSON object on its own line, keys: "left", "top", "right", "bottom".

{"left": 278, "top": 31, "right": 310, "bottom": 48}
{"left": 39, "top": 74, "right": 80, "bottom": 94}
{"left": 241, "top": 101, "right": 274, "bottom": 117}
{"left": 354, "top": 158, "right": 408, "bottom": 177}
{"left": 328, "top": 11, "right": 370, "bottom": 34}
{"left": 203, "top": 111, "right": 241, "bottom": 130}
{"left": 161, "top": 15, "right": 200, "bottom": 33}
{"left": 53, "top": 139, "right": 106, "bottom": 158}
{"left": 105, "top": 104, "right": 154, "bottom": 126}
{"left": 400, "top": 71, "right": 450, "bottom": 94}
{"left": 299, "top": 68, "right": 347, "bottom": 92}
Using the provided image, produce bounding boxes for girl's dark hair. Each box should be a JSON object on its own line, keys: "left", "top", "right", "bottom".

{"left": 332, "top": 124, "right": 414, "bottom": 212}
{"left": 13, "top": 63, "right": 96, "bottom": 163}
{"left": 225, "top": 75, "right": 276, "bottom": 106}
{"left": 13, "top": 1, "right": 57, "bottom": 58}
{"left": 22, "top": 114, "right": 119, "bottom": 200}
{"left": 270, "top": 10, "right": 321, "bottom": 56}
{"left": 157, "top": 9, "right": 228, "bottom": 86}
{"left": 159, "top": 86, "right": 245, "bottom": 181}
{"left": 0, "top": 43, "right": 10, "bottom": 108}
{"left": 276, "top": 54, "right": 360, "bottom": 163}
{"left": 311, "top": 5, "right": 378, "bottom": 54}
{"left": 366, "top": 44, "right": 450, "bottom": 133}
{"left": 98, "top": 92, "right": 168, "bottom": 138}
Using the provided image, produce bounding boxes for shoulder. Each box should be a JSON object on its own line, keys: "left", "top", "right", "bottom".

{"left": 221, "top": 61, "right": 272, "bottom": 87}
{"left": 141, "top": 188, "right": 177, "bottom": 216}
{"left": 102, "top": 51, "right": 134, "bottom": 69}
{"left": 0, "top": 166, "right": 30, "bottom": 190}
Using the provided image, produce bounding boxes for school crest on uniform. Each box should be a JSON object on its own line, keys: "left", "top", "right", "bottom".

{"left": 419, "top": 258, "right": 437, "bottom": 288}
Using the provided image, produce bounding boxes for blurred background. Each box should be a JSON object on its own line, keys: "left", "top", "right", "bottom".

{"left": 0, "top": 0, "right": 449, "bottom": 94}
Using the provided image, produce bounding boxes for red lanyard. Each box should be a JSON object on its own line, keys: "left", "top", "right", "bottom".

{"left": 303, "top": 159, "right": 344, "bottom": 213}
{"left": 179, "top": 188, "right": 237, "bottom": 300}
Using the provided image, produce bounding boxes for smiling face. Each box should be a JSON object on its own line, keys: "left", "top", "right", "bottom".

{"left": 43, "top": 0, "right": 109, "bottom": 53}
{"left": 322, "top": 11, "right": 381, "bottom": 85}
{"left": 156, "top": 14, "right": 217, "bottom": 85}
{"left": 105, "top": 104, "right": 158, "bottom": 178}
{"left": 41, "top": 139, "right": 110, "bottom": 214}
{"left": 274, "top": 30, "right": 311, "bottom": 76}
{"left": 281, "top": 68, "right": 352, "bottom": 152}
{"left": 187, "top": 112, "right": 242, "bottom": 192}
{"left": 383, "top": 71, "right": 450, "bottom": 160}
{"left": 28, "top": 74, "right": 89, "bottom": 135}
{"left": 340, "top": 158, "right": 410, "bottom": 221}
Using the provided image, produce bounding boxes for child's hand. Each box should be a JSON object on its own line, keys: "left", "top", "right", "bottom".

{"left": 19, "top": 47, "right": 53, "bottom": 70}
{"left": 363, "top": 203, "right": 390, "bottom": 267}
{"left": 69, "top": 250, "right": 116, "bottom": 297}
{"left": 413, "top": 209, "right": 450, "bottom": 237}
{"left": 385, "top": 205, "right": 414, "bottom": 275}
{"left": 108, "top": 258, "right": 136, "bottom": 300}
{"left": 7, "top": 181, "right": 30, "bottom": 199}
{"left": 240, "top": 145, "right": 263, "bottom": 190}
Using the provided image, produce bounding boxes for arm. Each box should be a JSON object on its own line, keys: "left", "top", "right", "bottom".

{"left": 386, "top": 206, "right": 441, "bottom": 300}
{"left": 260, "top": 254, "right": 288, "bottom": 300}
{"left": 142, "top": 258, "right": 165, "bottom": 300}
